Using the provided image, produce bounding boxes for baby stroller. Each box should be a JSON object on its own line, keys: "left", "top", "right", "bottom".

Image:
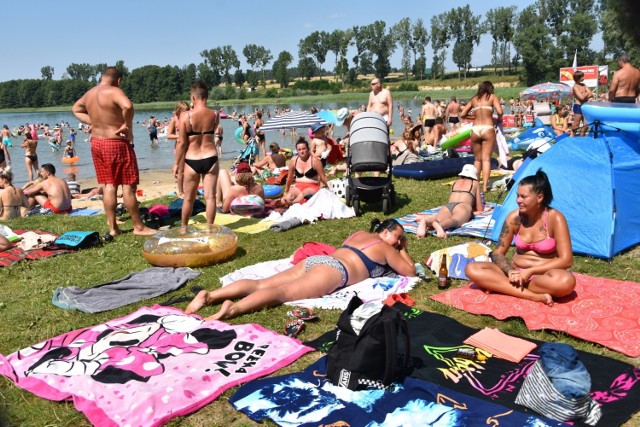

{"left": 230, "top": 137, "right": 258, "bottom": 171}
{"left": 345, "top": 112, "right": 395, "bottom": 216}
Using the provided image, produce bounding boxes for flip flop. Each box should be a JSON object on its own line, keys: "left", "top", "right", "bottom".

{"left": 287, "top": 307, "right": 318, "bottom": 321}
{"left": 190, "top": 285, "right": 205, "bottom": 295}
{"left": 284, "top": 319, "right": 304, "bottom": 338}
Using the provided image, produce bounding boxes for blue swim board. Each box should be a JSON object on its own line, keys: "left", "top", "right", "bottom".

{"left": 393, "top": 156, "right": 498, "bottom": 180}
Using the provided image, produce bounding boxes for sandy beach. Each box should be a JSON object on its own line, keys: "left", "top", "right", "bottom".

{"left": 73, "top": 159, "right": 236, "bottom": 211}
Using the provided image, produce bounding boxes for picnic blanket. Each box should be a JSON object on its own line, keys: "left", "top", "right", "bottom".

{"left": 0, "top": 230, "right": 70, "bottom": 268}
{"left": 397, "top": 203, "right": 496, "bottom": 238}
{"left": 230, "top": 356, "right": 565, "bottom": 427}
{"left": 52, "top": 267, "right": 201, "bottom": 313}
{"left": 305, "top": 305, "right": 640, "bottom": 427}
{"left": 220, "top": 258, "right": 419, "bottom": 310}
{"left": 0, "top": 305, "right": 312, "bottom": 427}
{"left": 430, "top": 273, "right": 640, "bottom": 357}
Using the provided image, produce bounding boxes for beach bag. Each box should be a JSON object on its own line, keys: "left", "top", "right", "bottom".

{"left": 266, "top": 169, "right": 288, "bottom": 185}
{"left": 326, "top": 296, "right": 410, "bottom": 391}
{"left": 515, "top": 343, "right": 601, "bottom": 425}
{"left": 328, "top": 178, "right": 348, "bottom": 201}
{"left": 54, "top": 231, "right": 101, "bottom": 250}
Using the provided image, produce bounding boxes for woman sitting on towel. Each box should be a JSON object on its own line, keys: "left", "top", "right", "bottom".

{"left": 417, "top": 164, "right": 483, "bottom": 239}
{"left": 465, "top": 170, "right": 575, "bottom": 306}
{"left": 280, "top": 137, "right": 328, "bottom": 206}
{"left": 185, "top": 218, "right": 416, "bottom": 320}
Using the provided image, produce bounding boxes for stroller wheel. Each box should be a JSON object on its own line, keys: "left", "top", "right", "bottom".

{"left": 345, "top": 185, "right": 352, "bottom": 207}
{"left": 353, "top": 198, "right": 360, "bottom": 216}
{"left": 382, "top": 198, "right": 390, "bottom": 215}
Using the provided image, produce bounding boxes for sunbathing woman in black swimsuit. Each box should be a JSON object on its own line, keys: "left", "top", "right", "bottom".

{"left": 173, "top": 81, "right": 220, "bottom": 229}
{"left": 417, "top": 164, "right": 484, "bottom": 238}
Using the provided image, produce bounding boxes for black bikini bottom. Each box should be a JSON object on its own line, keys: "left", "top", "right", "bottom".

{"left": 185, "top": 156, "right": 218, "bottom": 174}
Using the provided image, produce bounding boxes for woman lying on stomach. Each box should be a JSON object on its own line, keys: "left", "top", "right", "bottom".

{"left": 465, "top": 169, "right": 575, "bottom": 306}
{"left": 185, "top": 218, "right": 416, "bottom": 320}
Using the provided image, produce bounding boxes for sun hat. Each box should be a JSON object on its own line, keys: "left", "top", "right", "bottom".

{"left": 459, "top": 164, "right": 478, "bottom": 180}
{"left": 336, "top": 108, "right": 350, "bottom": 126}
{"left": 311, "top": 122, "right": 326, "bottom": 133}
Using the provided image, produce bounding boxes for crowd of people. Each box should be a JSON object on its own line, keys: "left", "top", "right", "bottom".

{"left": 1, "top": 54, "right": 639, "bottom": 315}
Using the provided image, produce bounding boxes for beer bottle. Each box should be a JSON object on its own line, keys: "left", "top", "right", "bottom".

{"left": 438, "top": 254, "right": 449, "bottom": 289}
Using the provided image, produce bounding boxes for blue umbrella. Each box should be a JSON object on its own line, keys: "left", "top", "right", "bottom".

{"left": 259, "top": 111, "right": 327, "bottom": 131}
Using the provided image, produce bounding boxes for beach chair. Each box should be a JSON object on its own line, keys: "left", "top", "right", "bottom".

{"left": 345, "top": 112, "right": 395, "bottom": 216}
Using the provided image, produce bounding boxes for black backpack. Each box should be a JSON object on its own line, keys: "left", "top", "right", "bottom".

{"left": 326, "top": 296, "right": 410, "bottom": 391}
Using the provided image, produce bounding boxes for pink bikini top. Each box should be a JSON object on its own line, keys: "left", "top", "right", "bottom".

{"left": 514, "top": 209, "right": 557, "bottom": 255}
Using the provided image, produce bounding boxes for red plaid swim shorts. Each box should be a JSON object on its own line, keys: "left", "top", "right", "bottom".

{"left": 90, "top": 137, "right": 140, "bottom": 186}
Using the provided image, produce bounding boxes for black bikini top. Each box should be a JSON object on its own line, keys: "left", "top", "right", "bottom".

{"left": 294, "top": 157, "right": 318, "bottom": 179}
{"left": 185, "top": 113, "right": 216, "bottom": 137}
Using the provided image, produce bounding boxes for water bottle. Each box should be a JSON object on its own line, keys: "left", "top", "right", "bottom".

{"left": 480, "top": 191, "right": 485, "bottom": 209}
{"left": 415, "top": 263, "right": 429, "bottom": 281}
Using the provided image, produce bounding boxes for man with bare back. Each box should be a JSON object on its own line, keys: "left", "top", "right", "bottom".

{"left": 72, "top": 66, "right": 156, "bottom": 238}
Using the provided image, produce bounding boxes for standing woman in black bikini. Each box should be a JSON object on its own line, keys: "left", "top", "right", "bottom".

{"left": 460, "top": 81, "right": 503, "bottom": 193}
{"left": 173, "top": 81, "right": 220, "bottom": 229}
{"left": 465, "top": 170, "right": 575, "bottom": 306}
{"left": 21, "top": 133, "right": 39, "bottom": 182}
{"left": 185, "top": 218, "right": 416, "bottom": 320}
{"left": 281, "top": 137, "right": 328, "bottom": 206}
{"left": 416, "top": 164, "right": 483, "bottom": 238}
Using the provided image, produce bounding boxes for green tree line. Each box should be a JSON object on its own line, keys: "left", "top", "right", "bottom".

{"left": 0, "top": 0, "right": 637, "bottom": 109}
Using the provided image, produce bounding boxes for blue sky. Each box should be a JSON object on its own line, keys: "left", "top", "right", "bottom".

{"left": 4, "top": 0, "right": 596, "bottom": 82}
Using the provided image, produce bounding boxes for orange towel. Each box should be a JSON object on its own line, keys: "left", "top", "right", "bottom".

{"left": 464, "top": 327, "right": 537, "bottom": 363}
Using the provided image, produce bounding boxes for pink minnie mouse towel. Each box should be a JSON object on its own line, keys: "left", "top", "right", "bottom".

{"left": 0, "top": 305, "right": 312, "bottom": 427}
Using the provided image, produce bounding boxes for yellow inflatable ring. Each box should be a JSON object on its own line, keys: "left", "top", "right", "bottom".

{"left": 142, "top": 224, "right": 238, "bottom": 267}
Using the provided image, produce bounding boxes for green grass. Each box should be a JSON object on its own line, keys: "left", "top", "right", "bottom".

{"left": 0, "top": 174, "right": 639, "bottom": 426}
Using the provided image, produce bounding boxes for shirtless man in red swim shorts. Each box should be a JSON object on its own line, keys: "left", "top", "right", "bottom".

{"left": 72, "top": 66, "right": 156, "bottom": 238}
{"left": 23, "top": 163, "right": 73, "bottom": 214}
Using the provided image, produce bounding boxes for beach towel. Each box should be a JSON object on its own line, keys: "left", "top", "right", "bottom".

{"left": 0, "top": 305, "right": 312, "bottom": 427}
{"left": 397, "top": 203, "right": 496, "bottom": 238}
{"left": 426, "top": 242, "right": 492, "bottom": 280}
{"left": 230, "top": 356, "right": 565, "bottom": 427}
{"left": 69, "top": 207, "right": 103, "bottom": 216}
{"left": 430, "top": 273, "right": 640, "bottom": 357}
{"left": 190, "top": 212, "right": 275, "bottom": 234}
{"left": 305, "top": 305, "right": 640, "bottom": 427}
{"left": 265, "top": 189, "right": 355, "bottom": 225}
{"left": 220, "top": 258, "right": 419, "bottom": 310}
{"left": 52, "top": 267, "right": 201, "bottom": 313}
{"left": 0, "top": 230, "right": 70, "bottom": 268}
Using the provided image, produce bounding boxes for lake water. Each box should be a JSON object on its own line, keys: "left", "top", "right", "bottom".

{"left": 0, "top": 98, "right": 427, "bottom": 186}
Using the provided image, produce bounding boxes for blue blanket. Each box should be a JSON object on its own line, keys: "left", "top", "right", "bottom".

{"left": 231, "top": 357, "right": 564, "bottom": 427}
{"left": 397, "top": 203, "right": 496, "bottom": 239}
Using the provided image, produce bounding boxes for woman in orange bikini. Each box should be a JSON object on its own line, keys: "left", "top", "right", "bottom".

{"left": 460, "top": 81, "right": 503, "bottom": 193}
{"left": 281, "top": 137, "right": 327, "bottom": 205}
{"left": 465, "top": 170, "right": 575, "bottom": 306}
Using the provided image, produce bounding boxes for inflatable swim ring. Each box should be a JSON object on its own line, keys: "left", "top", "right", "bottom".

{"left": 62, "top": 156, "right": 80, "bottom": 164}
{"left": 142, "top": 224, "right": 238, "bottom": 267}
{"left": 234, "top": 127, "right": 244, "bottom": 144}
{"left": 230, "top": 194, "right": 265, "bottom": 216}
{"left": 440, "top": 127, "right": 472, "bottom": 150}
{"left": 280, "top": 148, "right": 293, "bottom": 159}
{"left": 263, "top": 184, "right": 283, "bottom": 199}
